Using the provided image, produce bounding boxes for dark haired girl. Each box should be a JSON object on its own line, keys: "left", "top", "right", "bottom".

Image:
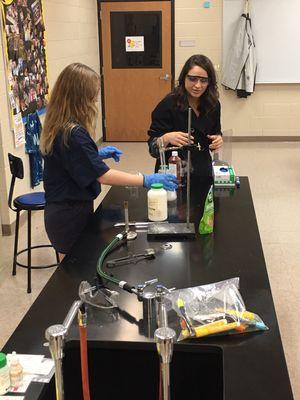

{"left": 148, "top": 54, "right": 223, "bottom": 179}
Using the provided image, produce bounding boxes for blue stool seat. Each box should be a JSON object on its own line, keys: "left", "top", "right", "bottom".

{"left": 14, "top": 192, "right": 46, "bottom": 211}
{"left": 8, "top": 153, "right": 59, "bottom": 293}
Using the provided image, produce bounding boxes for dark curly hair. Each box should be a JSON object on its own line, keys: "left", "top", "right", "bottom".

{"left": 173, "top": 54, "right": 219, "bottom": 115}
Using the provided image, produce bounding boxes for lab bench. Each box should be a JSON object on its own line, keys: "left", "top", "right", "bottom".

{"left": 3, "top": 178, "right": 293, "bottom": 399}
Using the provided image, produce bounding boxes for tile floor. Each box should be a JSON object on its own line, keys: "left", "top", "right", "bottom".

{"left": 0, "top": 142, "right": 299, "bottom": 399}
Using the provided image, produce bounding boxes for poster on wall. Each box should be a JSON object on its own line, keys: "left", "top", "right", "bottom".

{"left": 13, "top": 111, "right": 25, "bottom": 146}
{"left": 0, "top": 0, "right": 49, "bottom": 129}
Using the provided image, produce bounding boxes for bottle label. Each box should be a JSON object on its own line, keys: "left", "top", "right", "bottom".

{"left": 168, "top": 163, "right": 177, "bottom": 177}
{"left": 148, "top": 195, "right": 167, "bottom": 221}
{"left": 0, "top": 371, "right": 10, "bottom": 395}
{"left": 148, "top": 199, "right": 162, "bottom": 219}
{"left": 10, "top": 372, "right": 23, "bottom": 387}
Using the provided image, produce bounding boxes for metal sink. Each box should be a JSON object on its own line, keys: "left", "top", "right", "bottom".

{"left": 61, "top": 343, "right": 223, "bottom": 400}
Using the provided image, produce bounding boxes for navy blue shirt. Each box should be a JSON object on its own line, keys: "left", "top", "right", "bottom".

{"left": 43, "top": 126, "right": 109, "bottom": 203}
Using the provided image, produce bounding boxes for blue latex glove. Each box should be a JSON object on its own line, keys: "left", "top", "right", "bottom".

{"left": 98, "top": 146, "right": 123, "bottom": 162}
{"left": 143, "top": 174, "right": 178, "bottom": 191}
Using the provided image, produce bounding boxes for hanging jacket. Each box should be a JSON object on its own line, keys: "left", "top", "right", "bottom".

{"left": 25, "top": 112, "right": 43, "bottom": 188}
{"left": 222, "top": 13, "right": 257, "bottom": 98}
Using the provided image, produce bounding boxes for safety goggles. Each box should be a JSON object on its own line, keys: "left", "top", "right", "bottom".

{"left": 186, "top": 75, "right": 209, "bottom": 85}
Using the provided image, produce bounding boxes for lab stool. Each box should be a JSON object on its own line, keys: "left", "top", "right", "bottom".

{"left": 8, "top": 153, "right": 59, "bottom": 293}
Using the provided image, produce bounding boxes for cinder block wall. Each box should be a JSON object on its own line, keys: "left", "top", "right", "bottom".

{"left": 45, "top": 0, "right": 102, "bottom": 143}
{"left": 175, "top": 0, "right": 300, "bottom": 136}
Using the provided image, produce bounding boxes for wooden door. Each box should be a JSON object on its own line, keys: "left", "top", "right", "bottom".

{"left": 100, "top": 1, "right": 172, "bottom": 141}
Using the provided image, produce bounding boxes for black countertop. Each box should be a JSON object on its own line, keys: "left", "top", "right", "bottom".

{"left": 3, "top": 178, "right": 293, "bottom": 399}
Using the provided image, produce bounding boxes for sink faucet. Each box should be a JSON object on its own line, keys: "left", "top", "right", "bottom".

{"left": 154, "top": 285, "right": 176, "bottom": 400}
{"left": 155, "top": 284, "right": 175, "bottom": 328}
{"left": 45, "top": 300, "right": 83, "bottom": 400}
{"left": 136, "top": 278, "right": 158, "bottom": 322}
{"left": 136, "top": 280, "right": 175, "bottom": 328}
{"left": 155, "top": 326, "right": 176, "bottom": 400}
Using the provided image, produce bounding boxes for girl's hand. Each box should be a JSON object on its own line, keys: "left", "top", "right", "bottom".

{"left": 162, "top": 131, "right": 194, "bottom": 147}
{"left": 98, "top": 146, "right": 123, "bottom": 162}
{"left": 143, "top": 173, "right": 178, "bottom": 191}
{"left": 208, "top": 134, "right": 223, "bottom": 151}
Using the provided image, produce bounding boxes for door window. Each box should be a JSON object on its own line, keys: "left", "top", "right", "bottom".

{"left": 110, "top": 11, "right": 162, "bottom": 68}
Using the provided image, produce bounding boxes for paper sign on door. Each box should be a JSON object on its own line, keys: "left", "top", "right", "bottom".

{"left": 125, "top": 36, "right": 144, "bottom": 52}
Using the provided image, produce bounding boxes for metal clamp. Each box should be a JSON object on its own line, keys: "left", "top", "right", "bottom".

{"left": 106, "top": 248, "right": 156, "bottom": 268}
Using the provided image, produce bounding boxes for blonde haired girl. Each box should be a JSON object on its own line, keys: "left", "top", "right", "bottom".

{"left": 41, "top": 63, "right": 177, "bottom": 261}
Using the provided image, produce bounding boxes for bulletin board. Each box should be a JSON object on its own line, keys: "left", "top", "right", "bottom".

{"left": 223, "top": 0, "right": 300, "bottom": 84}
{"left": 0, "top": 0, "right": 49, "bottom": 131}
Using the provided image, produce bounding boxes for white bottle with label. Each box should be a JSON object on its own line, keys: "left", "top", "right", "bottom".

{"left": 0, "top": 353, "right": 10, "bottom": 395}
{"left": 147, "top": 183, "right": 168, "bottom": 221}
{"left": 9, "top": 351, "right": 23, "bottom": 388}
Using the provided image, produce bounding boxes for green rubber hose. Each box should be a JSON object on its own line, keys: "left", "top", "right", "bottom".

{"left": 97, "top": 235, "right": 121, "bottom": 285}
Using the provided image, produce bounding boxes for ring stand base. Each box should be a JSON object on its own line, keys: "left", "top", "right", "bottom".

{"left": 147, "top": 223, "right": 196, "bottom": 240}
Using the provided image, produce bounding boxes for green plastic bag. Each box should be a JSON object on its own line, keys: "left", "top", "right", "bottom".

{"left": 199, "top": 185, "right": 214, "bottom": 234}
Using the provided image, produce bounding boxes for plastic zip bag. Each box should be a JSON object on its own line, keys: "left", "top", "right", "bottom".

{"left": 163, "top": 278, "right": 268, "bottom": 341}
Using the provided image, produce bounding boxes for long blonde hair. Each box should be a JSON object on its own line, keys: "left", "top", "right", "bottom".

{"left": 40, "top": 63, "right": 100, "bottom": 155}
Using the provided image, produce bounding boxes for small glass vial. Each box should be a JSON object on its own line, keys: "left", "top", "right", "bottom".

{"left": 0, "top": 353, "right": 10, "bottom": 395}
{"left": 9, "top": 351, "right": 23, "bottom": 388}
{"left": 147, "top": 183, "right": 167, "bottom": 221}
{"left": 158, "top": 165, "right": 168, "bottom": 174}
{"left": 168, "top": 151, "right": 182, "bottom": 185}
{"left": 167, "top": 190, "right": 177, "bottom": 202}
{"left": 158, "top": 166, "right": 177, "bottom": 202}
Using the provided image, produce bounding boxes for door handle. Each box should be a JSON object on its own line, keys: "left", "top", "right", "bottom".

{"left": 159, "top": 73, "right": 170, "bottom": 81}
